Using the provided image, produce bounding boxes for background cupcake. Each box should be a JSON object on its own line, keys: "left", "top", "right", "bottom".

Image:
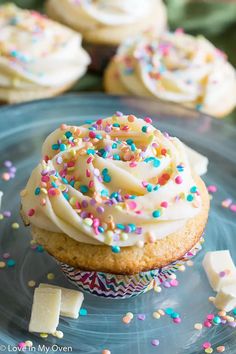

{"left": 104, "top": 31, "right": 236, "bottom": 118}
{"left": 45, "top": 0, "right": 167, "bottom": 72}
{"left": 0, "top": 3, "right": 90, "bottom": 104}
{"left": 21, "top": 114, "right": 209, "bottom": 298}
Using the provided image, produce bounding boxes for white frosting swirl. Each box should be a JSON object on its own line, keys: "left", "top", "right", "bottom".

{"left": 0, "top": 4, "right": 90, "bottom": 91}
{"left": 21, "top": 115, "right": 202, "bottom": 248}
{"left": 108, "top": 32, "right": 236, "bottom": 116}
{"left": 46, "top": 0, "right": 167, "bottom": 44}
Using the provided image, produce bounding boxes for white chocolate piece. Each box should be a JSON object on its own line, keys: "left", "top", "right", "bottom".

{"left": 202, "top": 250, "right": 236, "bottom": 291}
{"left": 39, "top": 283, "right": 84, "bottom": 319}
{"left": 29, "top": 288, "right": 61, "bottom": 333}
{"left": 215, "top": 284, "right": 236, "bottom": 312}
{"left": 184, "top": 144, "right": 208, "bottom": 176}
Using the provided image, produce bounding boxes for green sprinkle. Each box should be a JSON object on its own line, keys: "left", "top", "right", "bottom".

{"left": 36, "top": 245, "right": 44, "bottom": 252}
{"left": 131, "top": 143, "right": 136, "bottom": 152}
{"left": 146, "top": 184, "right": 153, "bottom": 192}
{"left": 95, "top": 134, "right": 102, "bottom": 140}
{"left": 153, "top": 185, "right": 160, "bottom": 191}
{"left": 7, "top": 259, "right": 16, "bottom": 267}
{"left": 34, "top": 187, "right": 40, "bottom": 195}
{"left": 102, "top": 168, "right": 108, "bottom": 175}
{"left": 112, "top": 143, "right": 117, "bottom": 149}
{"left": 62, "top": 178, "right": 68, "bottom": 184}
{"left": 79, "top": 308, "right": 88, "bottom": 316}
{"left": 142, "top": 126, "right": 148, "bottom": 133}
{"left": 113, "top": 123, "right": 120, "bottom": 127}
{"left": 152, "top": 210, "right": 161, "bottom": 218}
{"left": 126, "top": 139, "right": 133, "bottom": 145}
{"left": 187, "top": 194, "right": 194, "bottom": 202}
{"left": 113, "top": 154, "right": 120, "bottom": 160}
{"left": 116, "top": 224, "right": 125, "bottom": 230}
{"left": 213, "top": 316, "right": 221, "bottom": 325}
{"left": 171, "top": 312, "right": 180, "bottom": 319}
{"left": 87, "top": 149, "right": 95, "bottom": 155}
{"left": 101, "top": 189, "right": 109, "bottom": 197}
{"left": 153, "top": 159, "right": 160, "bottom": 167}
{"left": 80, "top": 185, "right": 89, "bottom": 193}
{"left": 165, "top": 308, "right": 174, "bottom": 315}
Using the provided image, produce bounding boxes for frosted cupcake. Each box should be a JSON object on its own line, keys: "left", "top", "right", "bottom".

{"left": 21, "top": 114, "right": 209, "bottom": 298}
{"left": 0, "top": 4, "right": 90, "bottom": 104}
{"left": 46, "top": 0, "right": 167, "bottom": 72}
{"left": 105, "top": 31, "right": 236, "bottom": 118}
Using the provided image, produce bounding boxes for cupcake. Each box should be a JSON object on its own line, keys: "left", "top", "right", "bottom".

{"left": 21, "top": 114, "right": 209, "bottom": 298}
{"left": 105, "top": 31, "right": 236, "bottom": 118}
{"left": 0, "top": 4, "right": 90, "bottom": 104}
{"left": 45, "top": 0, "right": 167, "bottom": 72}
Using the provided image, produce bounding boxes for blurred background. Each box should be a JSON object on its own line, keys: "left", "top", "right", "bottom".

{"left": 1, "top": 0, "right": 236, "bottom": 121}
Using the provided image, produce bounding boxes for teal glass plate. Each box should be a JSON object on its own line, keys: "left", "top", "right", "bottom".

{"left": 0, "top": 94, "right": 235, "bottom": 354}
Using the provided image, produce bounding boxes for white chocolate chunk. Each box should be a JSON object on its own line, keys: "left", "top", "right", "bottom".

{"left": 29, "top": 288, "right": 61, "bottom": 333}
{"left": 202, "top": 250, "right": 236, "bottom": 291}
{"left": 215, "top": 284, "right": 236, "bottom": 312}
{"left": 39, "top": 283, "right": 84, "bottom": 319}
{"left": 184, "top": 144, "right": 208, "bottom": 176}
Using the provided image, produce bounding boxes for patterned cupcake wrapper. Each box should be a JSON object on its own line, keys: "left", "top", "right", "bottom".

{"left": 59, "top": 237, "right": 204, "bottom": 299}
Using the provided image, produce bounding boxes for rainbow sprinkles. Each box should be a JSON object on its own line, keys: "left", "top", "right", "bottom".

{"left": 21, "top": 113, "right": 202, "bottom": 252}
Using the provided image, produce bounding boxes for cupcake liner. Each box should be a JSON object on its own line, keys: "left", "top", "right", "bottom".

{"left": 83, "top": 41, "right": 117, "bottom": 73}
{"left": 58, "top": 237, "right": 204, "bottom": 299}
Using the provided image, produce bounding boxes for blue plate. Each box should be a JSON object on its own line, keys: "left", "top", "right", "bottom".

{"left": 0, "top": 94, "right": 236, "bottom": 354}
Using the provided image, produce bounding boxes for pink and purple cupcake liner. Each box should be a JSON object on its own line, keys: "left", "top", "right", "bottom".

{"left": 59, "top": 237, "right": 204, "bottom": 299}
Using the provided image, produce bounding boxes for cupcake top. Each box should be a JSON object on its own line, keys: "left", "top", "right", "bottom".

{"left": 0, "top": 3, "right": 90, "bottom": 90}
{"left": 21, "top": 114, "right": 202, "bottom": 251}
{"left": 106, "top": 31, "right": 236, "bottom": 117}
{"left": 46, "top": 0, "right": 167, "bottom": 45}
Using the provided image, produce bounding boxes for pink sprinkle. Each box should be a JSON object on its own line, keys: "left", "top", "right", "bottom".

{"left": 89, "top": 181, "right": 94, "bottom": 188}
{"left": 204, "top": 320, "right": 212, "bottom": 328}
{"left": 144, "top": 117, "right": 152, "bottom": 124}
{"left": 87, "top": 157, "right": 93, "bottom": 164}
{"left": 18, "top": 342, "right": 26, "bottom": 349}
{"left": 202, "top": 342, "right": 211, "bottom": 349}
{"left": 163, "top": 281, "right": 171, "bottom": 288}
{"left": 230, "top": 204, "right": 236, "bottom": 212}
{"left": 129, "top": 162, "right": 137, "bottom": 168}
{"left": 94, "top": 227, "right": 99, "bottom": 235}
{"left": 89, "top": 131, "right": 96, "bottom": 139}
{"left": 86, "top": 169, "right": 91, "bottom": 177}
{"left": 138, "top": 314, "right": 146, "bottom": 321}
{"left": 48, "top": 188, "right": 58, "bottom": 196}
{"left": 93, "top": 218, "right": 100, "bottom": 227}
{"left": 170, "top": 279, "right": 179, "bottom": 287}
{"left": 151, "top": 339, "right": 159, "bottom": 347}
{"left": 3, "top": 253, "right": 10, "bottom": 259}
{"left": 175, "top": 27, "right": 184, "bottom": 34}
{"left": 160, "top": 201, "right": 168, "bottom": 208}
{"left": 207, "top": 185, "right": 217, "bottom": 193}
{"left": 207, "top": 314, "right": 214, "bottom": 320}
{"left": 67, "top": 161, "right": 75, "bottom": 167}
{"left": 41, "top": 175, "right": 49, "bottom": 182}
{"left": 27, "top": 208, "right": 35, "bottom": 217}
{"left": 127, "top": 201, "right": 137, "bottom": 210}
{"left": 173, "top": 317, "right": 181, "bottom": 324}
{"left": 96, "top": 119, "right": 102, "bottom": 125}
{"left": 175, "top": 176, "right": 183, "bottom": 184}
{"left": 142, "top": 181, "right": 148, "bottom": 187}
{"left": 122, "top": 125, "right": 129, "bottom": 131}
{"left": 219, "top": 271, "right": 226, "bottom": 278}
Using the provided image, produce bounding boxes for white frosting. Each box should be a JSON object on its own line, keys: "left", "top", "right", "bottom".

{"left": 21, "top": 115, "right": 202, "bottom": 248}
{"left": 0, "top": 4, "right": 90, "bottom": 90}
{"left": 111, "top": 32, "right": 236, "bottom": 116}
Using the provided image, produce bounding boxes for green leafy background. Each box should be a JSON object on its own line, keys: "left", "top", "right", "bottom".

{"left": 1, "top": 0, "right": 236, "bottom": 122}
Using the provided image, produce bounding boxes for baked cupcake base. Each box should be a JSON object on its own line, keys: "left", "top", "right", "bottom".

{"left": 57, "top": 237, "right": 203, "bottom": 298}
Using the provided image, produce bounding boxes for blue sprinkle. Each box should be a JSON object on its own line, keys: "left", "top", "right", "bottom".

{"left": 142, "top": 126, "right": 148, "bottom": 133}
{"left": 112, "top": 246, "right": 120, "bottom": 253}
{"left": 62, "top": 178, "right": 68, "bottom": 184}
{"left": 146, "top": 184, "right": 153, "bottom": 192}
{"left": 87, "top": 149, "right": 95, "bottom": 155}
{"left": 129, "top": 195, "right": 136, "bottom": 199}
{"left": 101, "top": 189, "right": 109, "bottom": 197}
{"left": 190, "top": 186, "right": 197, "bottom": 193}
{"left": 126, "top": 139, "right": 133, "bottom": 145}
{"left": 102, "top": 168, "right": 108, "bottom": 175}
{"left": 80, "top": 185, "right": 89, "bottom": 193}
{"left": 103, "top": 175, "right": 111, "bottom": 183}
{"left": 102, "top": 152, "right": 108, "bottom": 158}
{"left": 63, "top": 193, "right": 69, "bottom": 200}
{"left": 153, "top": 185, "right": 160, "bottom": 191}
{"left": 112, "top": 143, "right": 117, "bottom": 149}
{"left": 177, "top": 165, "right": 184, "bottom": 172}
{"left": 7, "top": 259, "right": 16, "bottom": 267}
{"left": 113, "top": 123, "right": 120, "bottom": 127}
{"left": 79, "top": 308, "right": 88, "bottom": 316}
{"left": 165, "top": 308, "right": 174, "bottom": 315}
{"left": 70, "top": 180, "right": 75, "bottom": 187}
{"left": 85, "top": 120, "right": 93, "bottom": 124}
{"left": 51, "top": 182, "right": 58, "bottom": 188}
{"left": 65, "top": 131, "right": 72, "bottom": 138}
{"left": 98, "top": 226, "right": 104, "bottom": 233}
{"left": 113, "top": 154, "right": 120, "bottom": 160}
{"left": 116, "top": 224, "right": 125, "bottom": 230}
{"left": 171, "top": 312, "right": 180, "bottom": 319}
{"left": 34, "top": 187, "right": 40, "bottom": 195}
{"left": 131, "top": 143, "right": 136, "bottom": 152}
{"left": 52, "top": 144, "right": 59, "bottom": 150}
{"left": 96, "top": 134, "right": 103, "bottom": 140}
{"left": 36, "top": 245, "right": 44, "bottom": 253}
{"left": 128, "top": 224, "right": 136, "bottom": 232}
{"left": 153, "top": 159, "right": 160, "bottom": 167}
{"left": 110, "top": 192, "right": 118, "bottom": 199}
{"left": 187, "top": 194, "right": 194, "bottom": 202}
{"left": 60, "top": 144, "right": 67, "bottom": 151}
{"left": 152, "top": 210, "right": 161, "bottom": 218}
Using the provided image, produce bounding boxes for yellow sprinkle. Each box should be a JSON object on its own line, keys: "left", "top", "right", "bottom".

{"left": 40, "top": 188, "right": 48, "bottom": 195}
{"left": 74, "top": 182, "right": 80, "bottom": 189}
{"left": 0, "top": 261, "right": 6, "bottom": 268}
{"left": 154, "top": 285, "right": 162, "bottom": 293}
{"left": 178, "top": 265, "right": 186, "bottom": 272}
{"left": 115, "top": 205, "right": 123, "bottom": 211}
{"left": 69, "top": 197, "right": 77, "bottom": 206}
{"left": 30, "top": 240, "right": 37, "bottom": 245}
{"left": 53, "top": 330, "right": 64, "bottom": 339}
{"left": 120, "top": 232, "right": 128, "bottom": 241}
{"left": 186, "top": 260, "right": 194, "bottom": 267}
{"left": 67, "top": 167, "right": 75, "bottom": 172}
{"left": 158, "top": 309, "right": 165, "bottom": 316}
{"left": 28, "top": 280, "right": 36, "bottom": 288}
{"left": 208, "top": 296, "right": 215, "bottom": 302}
{"left": 83, "top": 218, "right": 93, "bottom": 226}
{"left": 226, "top": 316, "right": 234, "bottom": 322}
{"left": 47, "top": 273, "right": 55, "bottom": 280}
{"left": 40, "top": 333, "right": 48, "bottom": 338}
{"left": 153, "top": 312, "right": 161, "bottom": 319}
{"left": 104, "top": 231, "right": 113, "bottom": 245}
{"left": 0, "top": 214, "right": 3, "bottom": 220}
{"left": 205, "top": 348, "right": 213, "bottom": 354}
{"left": 126, "top": 312, "right": 134, "bottom": 319}
{"left": 194, "top": 323, "right": 203, "bottom": 330}
{"left": 12, "top": 222, "right": 19, "bottom": 229}
{"left": 20, "top": 189, "right": 27, "bottom": 197}
{"left": 25, "top": 341, "right": 33, "bottom": 347}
